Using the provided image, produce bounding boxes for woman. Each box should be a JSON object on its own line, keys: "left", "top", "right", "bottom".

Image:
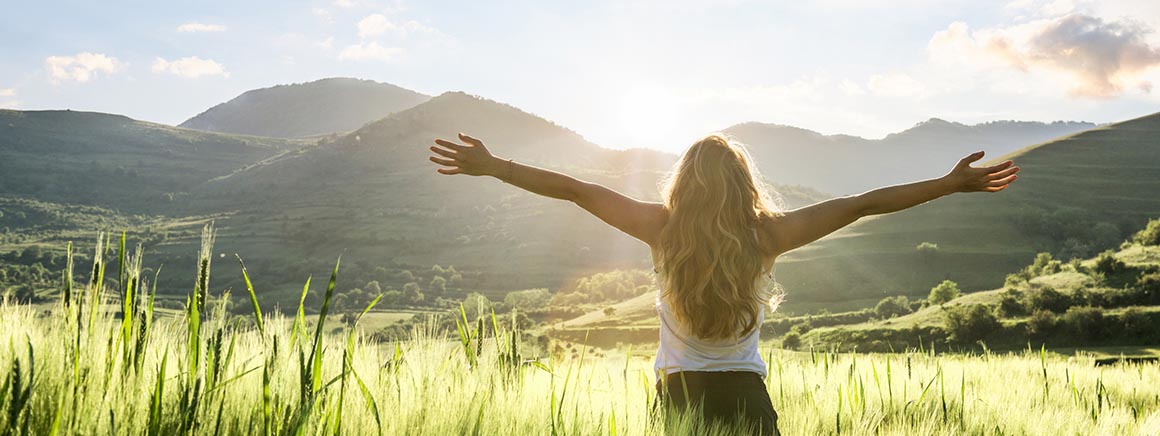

{"left": 428, "top": 132, "right": 1019, "bottom": 435}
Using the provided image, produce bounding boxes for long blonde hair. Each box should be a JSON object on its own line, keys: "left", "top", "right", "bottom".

{"left": 656, "top": 133, "right": 784, "bottom": 340}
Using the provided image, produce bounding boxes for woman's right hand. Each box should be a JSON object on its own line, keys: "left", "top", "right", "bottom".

{"left": 429, "top": 133, "right": 503, "bottom": 177}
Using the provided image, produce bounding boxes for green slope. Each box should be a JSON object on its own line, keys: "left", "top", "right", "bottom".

{"left": 0, "top": 109, "right": 299, "bottom": 213}
{"left": 773, "top": 111, "right": 1160, "bottom": 308}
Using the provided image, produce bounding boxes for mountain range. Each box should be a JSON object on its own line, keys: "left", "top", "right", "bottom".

{"left": 2, "top": 77, "right": 1152, "bottom": 313}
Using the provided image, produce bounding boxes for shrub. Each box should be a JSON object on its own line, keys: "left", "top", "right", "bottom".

{"left": 1026, "top": 310, "right": 1057, "bottom": 339}
{"left": 916, "top": 242, "right": 939, "bottom": 254}
{"left": 1119, "top": 307, "right": 1154, "bottom": 340}
{"left": 1027, "top": 252, "right": 1060, "bottom": 277}
{"left": 1094, "top": 250, "right": 1126, "bottom": 276}
{"left": 781, "top": 331, "right": 802, "bottom": 350}
{"left": 928, "top": 280, "right": 961, "bottom": 305}
{"left": 943, "top": 304, "right": 1001, "bottom": 344}
{"left": 1004, "top": 273, "right": 1027, "bottom": 288}
{"left": 996, "top": 289, "right": 1026, "bottom": 317}
{"left": 1137, "top": 273, "right": 1160, "bottom": 304}
{"left": 1133, "top": 218, "right": 1160, "bottom": 245}
{"left": 1024, "top": 286, "right": 1071, "bottom": 313}
{"left": 789, "top": 320, "right": 812, "bottom": 336}
{"left": 874, "top": 295, "right": 911, "bottom": 319}
{"left": 1062, "top": 306, "right": 1106, "bottom": 341}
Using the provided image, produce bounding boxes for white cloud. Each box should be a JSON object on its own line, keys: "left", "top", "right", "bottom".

{"left": 312, "top": 8, "right": 334, "bottom": 24}
{"left": 316, "top": 36, "right": 335, "bottom": 49}
{"left": 333, "top": 0, "right": 355, "bottom": 8}
{"left": 867, "top": 73, "right": 926, "bottom": 98}
{"left": 357, "top": 14, "right": 393, "bottom": 38}
{"left": 339, "top": 42, "right": 404, "bottom": 62}
{"left": 839, "top": 79, "right": 867, "bottom": 95}
{"left": 44, "top": 52, "right": 122, "bottom": 83}
{"left": 0, "top": 88, "right": 14, "bottom": 97}
{"left": 177, "top": 22, "right": 226, "bottom": 33}
{"left": 356, "top": 14, "right": 434, "bottom": 39}
{"left": 151, "top": 56, "right": 228, "bottom": 78}
{"left": 928, "top": 13, "right": 1160, "bottom": 98}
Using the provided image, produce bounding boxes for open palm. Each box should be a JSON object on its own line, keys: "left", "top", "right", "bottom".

{"left": 944, "top": 151, "right": 1020, "bottom": 193}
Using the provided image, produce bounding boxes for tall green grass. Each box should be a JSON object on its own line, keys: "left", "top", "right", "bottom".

{"left": 1, "top": 229, "right": 1159, "bottom": 435}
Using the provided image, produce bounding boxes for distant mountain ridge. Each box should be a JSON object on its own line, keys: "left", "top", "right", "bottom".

{"left": 725, "top": 118, "right": 1096, "bottom": 195}
{"left": 0, "top": 109, "right": 297, "bottom": 212}
{"left": 179, "top": 78, "right": 430, "bottom": 138}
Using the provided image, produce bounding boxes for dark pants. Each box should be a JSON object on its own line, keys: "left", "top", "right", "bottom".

{"left": 654, "top": 371, "right": 780, "bottom": 436}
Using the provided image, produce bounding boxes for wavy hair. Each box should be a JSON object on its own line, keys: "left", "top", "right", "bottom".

{"left": 655, "top": 133, "right": 784, "bottom": 340}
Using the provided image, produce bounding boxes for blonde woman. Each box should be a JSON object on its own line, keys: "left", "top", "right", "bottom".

{"left": 429, "top": 133, "right": 1019, "bottom": 435}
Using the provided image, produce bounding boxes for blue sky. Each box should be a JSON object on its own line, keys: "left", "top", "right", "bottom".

{"left": 2, "top": 0, "right": 1159, "bottom": 152}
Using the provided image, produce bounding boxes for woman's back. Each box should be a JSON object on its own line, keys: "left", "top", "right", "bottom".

{"left": 651, "top": 227, "right": 777, "bottom": 378}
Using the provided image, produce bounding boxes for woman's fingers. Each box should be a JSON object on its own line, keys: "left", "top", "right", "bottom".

{"left": 429, "top": 156, "right": 459, "bottom": 167}
{"left": 984, "top": 174, "right": 1018, "bottom": 187}
{"left": 980, "top": 160, "right": 1014, "bottom": 173}
{"left": 434, "top": 139, "right": 466, "bottom": 151}
{"left": 429, "top": 145, "right": 458, "bottom": 159}
{"left": 458, "top": 133, "right": 484, "bottom": 147}
{"left": 984, "top": 184, "right": 1009, "bottom": 193}
{"left": 986, "top": 165, "right": 1020, "bottom": 179}
{"left": 437, "top": 167, "right": 464, "bottom": 175}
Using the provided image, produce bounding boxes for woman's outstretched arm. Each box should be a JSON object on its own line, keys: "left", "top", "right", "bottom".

{"left": 429, "top": 133, "right": 667, "bottom": 245}
{"left": 762, "top": 151, "right": 1020, "bottom": 257}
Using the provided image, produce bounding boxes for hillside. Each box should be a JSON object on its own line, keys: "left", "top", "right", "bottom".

{"left": 180, "top": 78, "right": 430, "bottom": 138}
{"left": 726, "top": 118, "right": 1094, "bottom": 195}
{"left": 772, "top": 112, "right": 1160, "bottom": 308}
{"left": 0, "top": 109, "right": 298, "bottom": 213}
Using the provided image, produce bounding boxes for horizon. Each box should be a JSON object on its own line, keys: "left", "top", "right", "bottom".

{"left": 2, "top": 0, "right": 1159, "bottom": 152}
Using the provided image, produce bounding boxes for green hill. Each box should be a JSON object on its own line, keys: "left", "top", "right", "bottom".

{"left": 773, "top": 111, "right": 1160, "bottom": 308}
{"left": 0, "top": 109, "right": 298, "bottom": 213}
{"left": 179, "top": 78, "right": 430, "bottom": 138}
{"left": 726, "top": 118, "right": 1095, "bottom": 195}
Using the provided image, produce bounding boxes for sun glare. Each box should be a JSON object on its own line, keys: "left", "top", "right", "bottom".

{"left": 618, "top": 84, "right": 683, "bottom": 149}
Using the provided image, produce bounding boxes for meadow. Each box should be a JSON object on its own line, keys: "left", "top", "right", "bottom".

{"left": 1, "top": 229, "right": 1159, "bottom": 436}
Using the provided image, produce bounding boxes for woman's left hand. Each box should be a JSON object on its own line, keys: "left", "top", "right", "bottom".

{"left": 942, "top": 151, "right": 1020, "bottom": 193}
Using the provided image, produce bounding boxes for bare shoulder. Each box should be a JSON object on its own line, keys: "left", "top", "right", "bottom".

{"left": 641, "top": 203, "right": 670, "bottom": 247}
{"left": 754, "top": 211, "right": 786, "bottom": 258}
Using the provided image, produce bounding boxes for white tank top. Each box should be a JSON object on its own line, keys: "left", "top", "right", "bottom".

{"left": 652, "top": 228, "right": 776, "bottom": 379}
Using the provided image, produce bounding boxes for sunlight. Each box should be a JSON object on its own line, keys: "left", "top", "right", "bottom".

{"left": 618, "top": 84, "right": 683, "bottom": 148}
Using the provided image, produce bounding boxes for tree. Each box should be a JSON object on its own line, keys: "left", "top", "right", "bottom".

{"left": 1026, "top": 309, "right": 1057, "bottom": 339}
{"left": 781, "top": 332, "right": 802, "bottom": 350}
{"left": 603, "top": 306, "right": 616, "bottom": 316}
{"left": 403, "top": 282, "right": 423, "bottom": 305}
{"left": 1062, "top": 306, "right": 1106, "bottom": 340}
{"left": 928, "top": 280, "right": 961, "bottom": 305}
{"left": 365, "top": 280, "right": 382, "bottom": 294}
{"left": 943, "top": 304, "right": 1000, "bottom": 343}
{"left": 1024, "top": 285, "right": 1071, "bottom": 313}
{"left": 1133, "top": 218, "right": 1160, "bottom": 245}
{"left": 996, "top": 289, "right": 1026, "bottom": 317}
{"left": 874, "top": 295, "right": 911, "bottom": 319}
{"left": 429, "top": 276, "right": 447, "bottom": 295}
{"left": 504, "top": 288, "right": 551, "bottom": 310}
{"left": 1094, "top": 250, "right": 1125, "bottom": 276}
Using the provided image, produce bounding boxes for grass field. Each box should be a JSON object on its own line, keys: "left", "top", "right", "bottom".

{"left": 2, "top": 232, "right": 1160, "bottom": 435}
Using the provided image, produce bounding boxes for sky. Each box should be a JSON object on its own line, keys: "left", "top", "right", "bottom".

{"left": 2, "top": 0, "right": 1159, "bottom": 152}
